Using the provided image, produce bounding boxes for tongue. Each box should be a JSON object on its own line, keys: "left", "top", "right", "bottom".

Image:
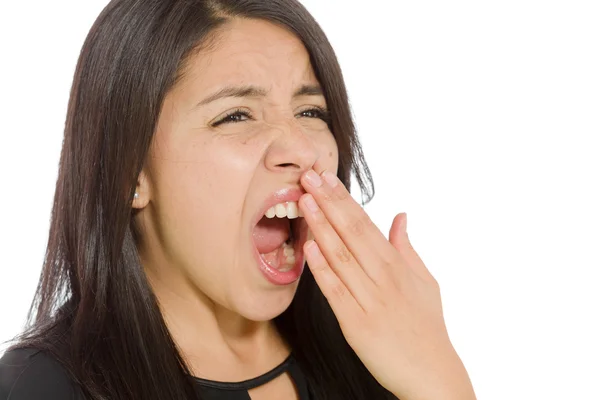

{"left": 252, "top": 217, "right": 290, "bottom": 254}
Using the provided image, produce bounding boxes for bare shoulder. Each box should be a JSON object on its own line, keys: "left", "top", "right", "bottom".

{"left": 0, "top": 347, "right": 83, "bottom": 400}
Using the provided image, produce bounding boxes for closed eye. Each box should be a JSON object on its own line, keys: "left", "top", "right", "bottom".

{"left": 211, "top": 106, "right": 331, "bottom": 127}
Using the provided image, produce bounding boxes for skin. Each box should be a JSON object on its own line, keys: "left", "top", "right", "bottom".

{"left": 299, "top": 173, "right": 477, "bottom": 400}
{"left": 132, "top": 18, "right": 338, "bottom": 395}
{"left": 133, "top": 17, "right": 476, "bottom": 400}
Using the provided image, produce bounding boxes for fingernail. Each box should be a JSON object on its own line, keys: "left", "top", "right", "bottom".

{"left": 322, "top": 170, "right": 338, "bottom": 188}
{"left": 303, "top": 194, "right": 319, "bottom": 212}
{"left": 305, "top": 170, "right": 322, "bottom": 187}
{"left": 305, "top": 240, "right": 320, "bottom": 258}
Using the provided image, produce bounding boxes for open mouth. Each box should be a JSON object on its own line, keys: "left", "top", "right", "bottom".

{"left": 251, "top": 201, "right": 307, "bottom": 283}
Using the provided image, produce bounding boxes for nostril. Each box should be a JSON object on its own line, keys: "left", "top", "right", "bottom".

{"left": 278, "top": 163, "right": 298, "bottom": 168}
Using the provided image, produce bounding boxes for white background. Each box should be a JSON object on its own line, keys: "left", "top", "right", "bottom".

{"left": 1, "top": 1, "right": 599, "bottom": 399}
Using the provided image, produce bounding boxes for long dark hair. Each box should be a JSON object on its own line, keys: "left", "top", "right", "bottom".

{"left": 8, "top": 0, "right": 393, "bottom": 399}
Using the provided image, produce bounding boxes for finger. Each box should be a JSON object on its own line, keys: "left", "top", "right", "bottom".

{"left": 304, "top": 239, "right": 363, "bottom": 316}
{"left": 299, "top": 193, "right": 376, "bottom": 310}
{"left": 388, "top": 212, "right": 407, "bottom": 250}
{"left": 388, "top": 212, "right": 432, "bottom": 280}
{"left": 300, "top": 169, "right": 395, "bottom": 282}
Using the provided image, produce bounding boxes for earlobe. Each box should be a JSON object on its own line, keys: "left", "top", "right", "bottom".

{"left": 132, "top": 190, "right": 144, "bottom": 208}
{"left": 132, "top": 189, "right": 150, "bottom": 209}
{"left": 132, "top": 169, "right": 151, "bottom": 208}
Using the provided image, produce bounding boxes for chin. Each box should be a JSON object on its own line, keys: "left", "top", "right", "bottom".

{"left": 235, "top": 281, "right": 300, "bottom": 322}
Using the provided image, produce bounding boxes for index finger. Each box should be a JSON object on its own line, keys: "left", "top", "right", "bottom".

{"left": 300, "top": 169, "right": 396, "bottom": 278}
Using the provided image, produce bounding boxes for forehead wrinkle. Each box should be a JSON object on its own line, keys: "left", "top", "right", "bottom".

{"left": 179, "top": 25, "right": 323, "bottom": 111}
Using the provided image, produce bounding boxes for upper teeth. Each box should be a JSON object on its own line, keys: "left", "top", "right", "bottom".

{"left": 265, "top": 201, "right": 304, "bottom": 219}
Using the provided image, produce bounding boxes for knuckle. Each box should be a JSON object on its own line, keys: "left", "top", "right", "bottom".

{"left": 331, "top": 282, "right": 348, "bottom": 299}
{"left": 346, "top": 214, "right": 372, "bottom": 237}
{"left": 321, "top": 190, "right": 336, "bottom": 203}
{"left": 334, "top": 245, "right": 353, "bottom": 264}
{"left": 349, "top": 219, "right": 365, "bottom": 236}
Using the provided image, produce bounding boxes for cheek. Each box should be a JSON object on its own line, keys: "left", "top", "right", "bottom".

{"left": 170, "top": 159, "right": 248, "bottom": 216}
{"left": 151, "top": 159, "right": 213, "bottom": 238}
{"left": 153, "top": 131, "right": 258, "bottom": 196}
{"left": 149, "top": 142, "right": 250, "bottom": 235}
{"left": 147, "top": 150, "right": 253, "bottom": 278}
{"left": 316, "top": 133, "right": 340, "bottom": 174}
{"left": 329, "top": 142, "right": 340, "bottom": 172}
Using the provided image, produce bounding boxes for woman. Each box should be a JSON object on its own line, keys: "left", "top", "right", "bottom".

{"left": 0, "top": 0, "right": 476, "bottom": 399}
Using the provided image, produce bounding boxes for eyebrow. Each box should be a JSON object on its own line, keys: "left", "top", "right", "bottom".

{"left": 195, "top": 84, "right": 324, "bottom": 107}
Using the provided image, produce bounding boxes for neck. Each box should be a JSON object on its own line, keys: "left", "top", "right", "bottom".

{"left": 143, "top": 262, "right": 291, "bottom": 381}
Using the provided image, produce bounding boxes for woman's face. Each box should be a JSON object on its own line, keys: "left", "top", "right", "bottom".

{"left": 134, "top": 18, "right": 339, "bottom": 321}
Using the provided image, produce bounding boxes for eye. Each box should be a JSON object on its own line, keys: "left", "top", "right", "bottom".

{"left": 297, "top": 106, "right": 331, "bottom": 124}
{"left": 211, "top": 108, "right": 252, "bottom": 127}
{"left": 211, "top": 106, "right": 332, "bottom": 127}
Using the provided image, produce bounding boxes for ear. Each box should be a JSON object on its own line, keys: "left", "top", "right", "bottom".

{"left": 132, "top": 168, "right": 151, "bottom": 209}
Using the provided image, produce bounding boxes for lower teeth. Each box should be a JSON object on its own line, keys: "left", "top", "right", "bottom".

{"left": 260, "top": 241, "right": 296, "bottom": 272}
{"left": 280, "top": 242, "right": 295, "bottom": 272}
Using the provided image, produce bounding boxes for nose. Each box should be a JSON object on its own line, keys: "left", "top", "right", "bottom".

{"left": 263, "top": 118, "right": 320, "bottom": 175}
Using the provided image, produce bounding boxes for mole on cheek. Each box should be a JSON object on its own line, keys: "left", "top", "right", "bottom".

{"left": 329, "top": 151, "right": 333, "bottom": 157}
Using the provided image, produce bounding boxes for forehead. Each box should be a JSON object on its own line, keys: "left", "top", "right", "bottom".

{"left": 187, "top": 18, "right": 318, "bottom": 89}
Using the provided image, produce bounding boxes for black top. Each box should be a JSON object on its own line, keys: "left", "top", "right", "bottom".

{"left": 0, "top": 348, "right": 311, "bottom": 399}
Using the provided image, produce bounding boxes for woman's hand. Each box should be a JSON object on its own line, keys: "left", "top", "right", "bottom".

{"left": 298, "top": 168, "right": 476, "bottom": 400}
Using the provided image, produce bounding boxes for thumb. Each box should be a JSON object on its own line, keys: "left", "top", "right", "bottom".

{"left": 388, "top": 212, "right": 407, "bottom": 251}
